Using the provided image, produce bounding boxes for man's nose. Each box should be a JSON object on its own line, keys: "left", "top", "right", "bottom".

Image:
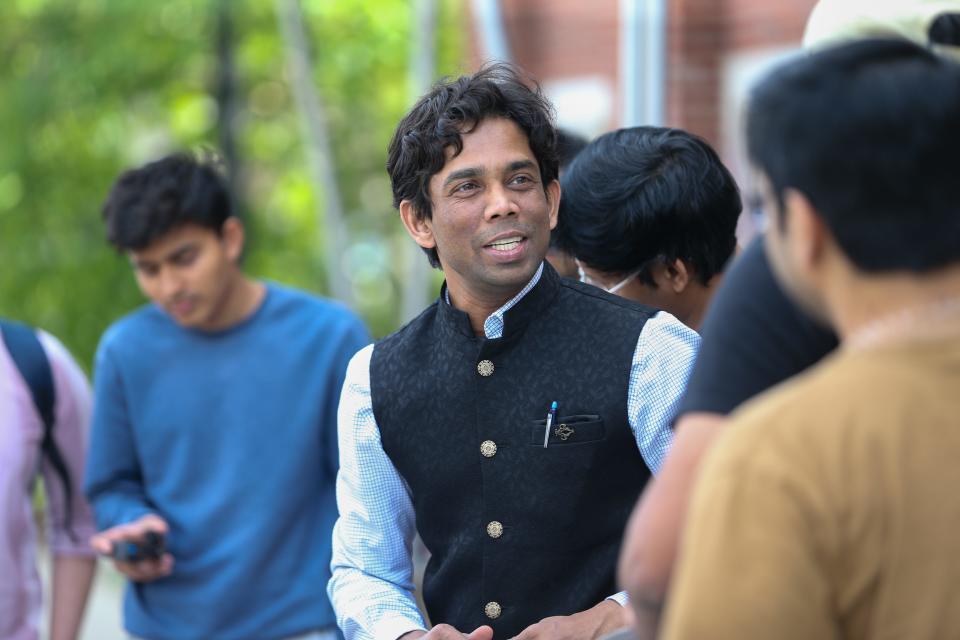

{"left": 158, "top": 268, "right": 185, "bottom": 299}
{"left": 483, "top": 184, "right": 519, "bottom": 221}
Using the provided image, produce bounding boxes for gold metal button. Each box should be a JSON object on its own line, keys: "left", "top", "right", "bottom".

{"left": 480, "top": 440, "right": 497, "bottom": 458}
{"left": 484, "top": 601, "right": 502, "bottom": 619}
{"left": 477, "top": 359, "right": 495, "bottom": 376}
{"left": 486, "top": 521, "right": 503, "bottom": 538}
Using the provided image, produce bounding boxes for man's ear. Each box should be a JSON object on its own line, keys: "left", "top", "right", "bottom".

{"left": 783, "top": 188, "right": 828, "bottom": 272}
{"left": 221, "top": 217, "right": 245, "bottom": 262}
{"left": 650, "top": 259, "right": 691, "bottom": 294}
{"left": 399, "top": 200, "right": 437, "bottom": 251}
{"left": 546, "top": 179, "right": 560, "bottom": 231}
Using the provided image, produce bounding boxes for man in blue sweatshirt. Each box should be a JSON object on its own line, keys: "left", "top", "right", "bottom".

{"left": 84, "top": 153, "right": 370, "bottom": 640}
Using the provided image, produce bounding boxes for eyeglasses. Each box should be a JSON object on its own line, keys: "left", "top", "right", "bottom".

{"left": 575, "top": 259, "right": 642, "bottom": 295}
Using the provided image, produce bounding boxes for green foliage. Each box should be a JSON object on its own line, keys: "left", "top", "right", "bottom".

{"left": 0, "top": 0, "right": 464, "bottom": 370}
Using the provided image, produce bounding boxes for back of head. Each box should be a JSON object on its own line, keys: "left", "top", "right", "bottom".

{"left": 747, "top": 38, "right": 960, "bottom": 273}
{"left": 386, "top": 63, "right": 558, "bottom": 267}
{"left": 102, "top": 152, "right": 232, "bottom": 252}
{"left": 555, "top": 126, "right": 741, "bottom": 285}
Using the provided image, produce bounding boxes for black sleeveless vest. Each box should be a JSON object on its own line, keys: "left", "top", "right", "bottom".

{"left": 371, "top": 264, "right": 655, "bottom": 638}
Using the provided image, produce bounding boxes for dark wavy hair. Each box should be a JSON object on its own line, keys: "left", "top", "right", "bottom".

{"left": 102, "top": 151, "right": 232, "bottom": 251}
{"left": 747, "top": 38, "right": 960, "bottom": 272}
{"left": 555, "top": 126, "right": 741, "bottom": 286}
{"left": 386, "top": 62, "right": 559, "bottom": 268}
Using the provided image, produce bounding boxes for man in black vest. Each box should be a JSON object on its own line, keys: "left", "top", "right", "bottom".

{"left": 327, "top": 63, "right": 699, "bottom": 640}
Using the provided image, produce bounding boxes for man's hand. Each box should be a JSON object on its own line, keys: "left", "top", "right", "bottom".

{"left": 512, "top": 600, "right": 628, "bottom": 640}
{"left": 90, "top": 513, "right": 174, "bottom": 582}
{"left": 400, "top": 624, "right": 493, "bottom": 640}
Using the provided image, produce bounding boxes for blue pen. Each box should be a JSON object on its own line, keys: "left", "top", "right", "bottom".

{"left": 543, "top": 401, "right": 558, "bottom": 448}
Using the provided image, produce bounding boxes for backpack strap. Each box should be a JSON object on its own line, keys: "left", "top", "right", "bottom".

{"left": 1, "top": 320, "right": 56, "bottom": 426}
{"left": 1, "top": 319, "right": 75, "bottom": 537}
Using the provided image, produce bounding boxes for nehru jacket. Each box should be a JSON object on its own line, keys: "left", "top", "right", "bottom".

{"left": 372, "top": 263, "right": 652, "bottom": 637}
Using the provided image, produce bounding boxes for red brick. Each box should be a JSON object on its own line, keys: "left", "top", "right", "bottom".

{"left": 464, "top": 0, "right": 816, "bottom": 138}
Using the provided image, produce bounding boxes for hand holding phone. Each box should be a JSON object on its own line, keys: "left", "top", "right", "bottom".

{"left": 90, "top": 513, "right": 174, "bottom": 582}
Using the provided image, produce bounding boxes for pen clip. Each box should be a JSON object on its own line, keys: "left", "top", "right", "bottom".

{"left": 542, "top": 401, "right": 558, "bottom": 448}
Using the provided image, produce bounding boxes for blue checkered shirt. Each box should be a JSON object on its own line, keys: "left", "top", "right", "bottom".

{"left": 328, "top": 264, "right": 700, "bottom": 639}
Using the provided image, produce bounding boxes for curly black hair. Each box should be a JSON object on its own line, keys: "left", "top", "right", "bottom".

{"left": 386, "top": 63, "right": 558, "bottom": 268}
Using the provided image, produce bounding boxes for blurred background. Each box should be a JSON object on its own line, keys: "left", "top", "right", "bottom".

{"left": 0, "top": 0, "right": 464, "bottom": 366}
{"left": 3, "top": 1, "right": 817, "bottom": 637}
{"left": 1, "top": 0, "right": 818, "bottom": 366}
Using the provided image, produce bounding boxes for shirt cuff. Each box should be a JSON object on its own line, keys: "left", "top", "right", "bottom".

{"left": 371, "top": 615, "right": 427, "bottom": 640}
{"left": 606, "top": 591, "right": 629, "bottom": 607}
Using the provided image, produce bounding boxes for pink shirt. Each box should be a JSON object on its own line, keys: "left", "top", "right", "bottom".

{"left": 1, "top": 329, "right": 96, "bottom": 640}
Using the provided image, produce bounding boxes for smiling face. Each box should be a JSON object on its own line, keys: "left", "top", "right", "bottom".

{"left": 129, "top": 221, "right": 245, "bottom": 330}
{"left": 400, "top": 117, "right": 560, "bottom": 305}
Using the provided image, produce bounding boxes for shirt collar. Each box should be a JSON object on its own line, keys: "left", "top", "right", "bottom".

{"left": 443, "top": 262, "right": 545, "bottom": 339}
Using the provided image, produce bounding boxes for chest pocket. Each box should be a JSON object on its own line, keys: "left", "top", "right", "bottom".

{"left": 510, "top": 413, "right": 611, "bottom": 549}
{"left": 529, "top": 414, "right": 605, "bottom": 446}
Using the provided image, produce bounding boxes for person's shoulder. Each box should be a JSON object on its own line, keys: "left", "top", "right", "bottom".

{"left": 36, "top": 329, "right": 83, "bottom": 371}
{"left": 710, "top": 351, "right": 864, "bottom": 474}
{"left": 92, "top": 305, "right": 172, "bottom": 374}
{"left": 736, "top": 348, "right": 880, "bottom": 420}
{"left": 346, "top": 342, "right": 375, "bottom": 376}
{"left": 97, "top": 304, "right": 168, "bottom": 352}
{"left": 374, "top": 301, "right": 439, "bottom": 349}
{"left": 558, "top": 277, "right": 658, "bottom": 320}
{"left": 265, "top": 282, "right": 366, "bottom": 329}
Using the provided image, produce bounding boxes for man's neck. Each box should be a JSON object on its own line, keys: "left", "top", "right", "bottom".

{"left": 824, "top": 263, "right": 960, "bottom": 345}
{"left": 204, "top": 274, "right": 267, "bottom": 332}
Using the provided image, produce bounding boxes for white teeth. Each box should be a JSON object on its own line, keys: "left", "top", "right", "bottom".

{"left": 488, "top": 237, "right": 523, "bottom": 251}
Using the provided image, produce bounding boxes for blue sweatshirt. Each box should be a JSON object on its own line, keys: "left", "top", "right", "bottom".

{"left": 85, "top": 283, "right": 370, "bottom": 640}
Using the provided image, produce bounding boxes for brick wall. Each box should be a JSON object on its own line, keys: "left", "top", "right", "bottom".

{"left": 466, "top": 0, "right": 817, "bottom": 146}
{"left": 466, "top": 0, "right": 621, "bottom": 130}
{"left": 499, "top": 0, "right": 619, "bottom": 81}
{"left": 668, "top": 0, "right": 815, "bottom": 147}
{"left": 467, "top": 1, "right": 618, "bottom": 79}
{"left": 667, "top": 0, "right": 725, "bottom": 146}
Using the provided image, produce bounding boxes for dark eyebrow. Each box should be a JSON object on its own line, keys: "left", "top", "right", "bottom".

{"left": 166, "top": 243, "right": 199, "bottom": 262}
{"left": 443, "top": 167, "right": 484, "bottom": 188}
{"left": 130, "top": 241, "right": 199, "bottom": 269}
{"left": 507, "top": 160, "right": 536, "bottom": 173}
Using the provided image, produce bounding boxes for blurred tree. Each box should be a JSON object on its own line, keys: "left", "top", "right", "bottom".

{"left": 276, "top": 0, "right": 352, "bottom": 305}
{"left": 0, "top": 0, "right": 464, "bottom": 370}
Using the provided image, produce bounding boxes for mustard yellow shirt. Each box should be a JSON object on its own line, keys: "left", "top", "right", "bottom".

{"left": 662, "top": 336, "right": 960, "bottom": 640}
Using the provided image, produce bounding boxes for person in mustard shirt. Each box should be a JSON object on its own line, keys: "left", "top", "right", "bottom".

{"left": 660, "top": 37, "right": 960, "bottom": 640}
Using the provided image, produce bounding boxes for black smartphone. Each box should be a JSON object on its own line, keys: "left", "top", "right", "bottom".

{"left": 110, "top": 530, "right": 166, "bottom": 563}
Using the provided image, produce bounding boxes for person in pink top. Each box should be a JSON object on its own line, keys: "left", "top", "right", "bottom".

{"left": 1, "top": 322, "right": 97, "bottom": 640}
